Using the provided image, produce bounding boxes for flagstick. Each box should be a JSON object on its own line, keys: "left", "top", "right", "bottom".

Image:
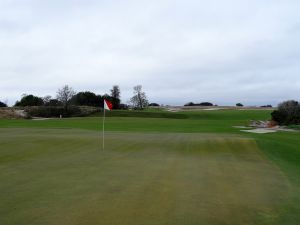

{"left": 102, "top": 107, "right": 105, "bottom": 150}
{"left": 102, "top": 99, "right": 112, "bottom": 150}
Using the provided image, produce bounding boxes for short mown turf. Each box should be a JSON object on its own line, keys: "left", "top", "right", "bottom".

{"left": 0, "top": 128, "right": 293, "bottom": 225}
{"left": 0, "top": 110, "right": 300, "bottom": 225}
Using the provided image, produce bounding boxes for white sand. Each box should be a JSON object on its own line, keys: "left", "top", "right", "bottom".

{"left": 32, "top": 118, "right": 51, "bottom": 121}
{"left": 241, "top": 129, "right": 277, "bottom": 134}
{"left": 203, "top": 108, "right": 225, "bottom": 111}
{"left": 233, "top": 126, "right": 250, "bottom": 129}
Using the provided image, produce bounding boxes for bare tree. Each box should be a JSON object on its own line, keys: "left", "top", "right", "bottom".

{"left": 130, "top": 85, "right": 148, "bottom": 109}
{"left": 110, "top": 85, "right": 121, "bottom": 109}
{"left": 56, "top": 85, "right": 76, "bottom": 110}
{"left": 43, "top": 95, "right": 52, "bottom": 105}
{"left": 110, "top": 85, "right": 120, "bottom": 99}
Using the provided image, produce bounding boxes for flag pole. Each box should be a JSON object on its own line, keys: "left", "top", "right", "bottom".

{"left": 102, "top": 102, "right": 105, "bottom": 150}
{"left": 102, "top": 99, "right": 112, "bottom": 150}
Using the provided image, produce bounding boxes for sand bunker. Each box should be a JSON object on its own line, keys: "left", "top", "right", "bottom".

{"left": 241, "top": 129, "right": 277, "bottom": 134}
{"left": 32, "top": 118, "right": 51, "bottom": 121}
{"left": 233, "top": 126, "right": 250, "bottom": 129}
{"left": 203, "top": 108, "right": 224, "bottom": 111}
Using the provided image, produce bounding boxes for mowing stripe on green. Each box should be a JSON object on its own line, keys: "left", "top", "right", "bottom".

{"left": 0, "top": 128, "right": 290, "bottom": 225}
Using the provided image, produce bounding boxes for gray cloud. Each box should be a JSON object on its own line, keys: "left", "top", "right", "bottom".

{"left": 1, "top": 0, "right": 300, "bottom": 106}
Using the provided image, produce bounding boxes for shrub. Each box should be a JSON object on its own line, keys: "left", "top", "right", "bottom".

{"left": 199, "top": 102, "right": 213, "bottom": 106}
{"left": 184, "top": 102, "right": 195, "bottom": 106}
{"left": 149, "top": 103, "right": 160, "bottom": 107}
{"left": 25, "top": 106, "right": 91, "bottom": 118}
{"left": 271, "top": 100, "right": 300, "bottom": 125}
{"left": 119, "top": 104, "right": 129, "bottom": 110}
{"left": 184, "top": 102, "right": 214, "bottom": 107}
{"left": 0, "top": 101, "right": 7, "bottom": 107}
{"left": 15, "top": 94, "right": 44, "bottom": 106}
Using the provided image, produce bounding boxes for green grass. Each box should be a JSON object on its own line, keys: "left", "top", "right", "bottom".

{"left": 0, "top": 109, "right": 270, "bottom": 133}
{"left": 0, "top": 109, "right": 300, "bottom": 225}
{"left": 287, "top": 125, "right": 300, "bottom": 130}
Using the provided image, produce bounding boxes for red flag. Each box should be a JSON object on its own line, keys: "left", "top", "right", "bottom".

{"left": 104, "top": 99, "right": 113, "bottom": 110}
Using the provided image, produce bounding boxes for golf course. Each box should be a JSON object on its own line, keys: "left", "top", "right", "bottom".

{"left": 0, "top": 109, "right": 300, "bottom": 225}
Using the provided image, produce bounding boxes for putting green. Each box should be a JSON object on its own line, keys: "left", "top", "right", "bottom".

{"left": 0, "top": 128, "right": 290, "bottom": 225}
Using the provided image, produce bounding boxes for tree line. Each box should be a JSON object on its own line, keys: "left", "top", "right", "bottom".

{"left": 2, "top": 87, "right": 299, "bottom": 125}
{"left": 0, "top": 84, "right": 151, "bottom": 117}
{"left": 12, "top": 84, "right": 149, "bottom": 110}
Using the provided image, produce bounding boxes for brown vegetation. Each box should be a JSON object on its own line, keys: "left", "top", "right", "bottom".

{"left": 0, "top": 108, "right": 24, "bottom": 119}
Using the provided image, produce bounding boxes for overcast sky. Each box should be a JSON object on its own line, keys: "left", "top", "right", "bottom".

{"left": 0, "top": 0, "right": 299, "bottom": 106}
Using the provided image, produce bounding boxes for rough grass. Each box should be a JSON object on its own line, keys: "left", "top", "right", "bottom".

{"left": 0, "top": 129, "right": 290, "bottom": 225}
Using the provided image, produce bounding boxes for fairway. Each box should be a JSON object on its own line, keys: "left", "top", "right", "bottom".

{"left": 0, "top": 128, "right": 291, "bottom": 225}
